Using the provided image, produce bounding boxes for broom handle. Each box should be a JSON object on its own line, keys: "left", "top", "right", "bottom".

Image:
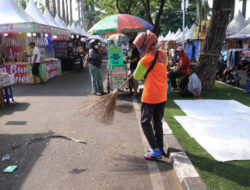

{"left": 118, "top": 72, "right": 134, "bottom": 90}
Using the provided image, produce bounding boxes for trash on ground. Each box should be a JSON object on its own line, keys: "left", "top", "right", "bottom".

{"left": 3, "top": 165, "right": 18, "bottom": 173}
{"left": 12, "top": 135, "right": 87, "bottom": 149}
{"left": 2, "top": 154, "right": 11, "bottom": 161}
{"left": 70, "top": 168, "right": 87, "bottom": 174}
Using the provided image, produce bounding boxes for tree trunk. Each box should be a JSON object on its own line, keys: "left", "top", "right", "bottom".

{"left": 52, "top": 0, "right": 56, "bottom": 17}
{"left": 230, "top": 0, "right": 235, "bottom": 20}
{"left": 66, "top": 0, "right": 69, "bottom": 25}
{"left": 242, "top": 0, "right": 247, "bottom": 18}
{"left": 78, "top": 0, "right": 81, "bottom": 26}
{"left": 196, "top": 0, "right": 202, "bottom": 39}
{"left": 83, "top": 0, "right": 89, "bottom": 30}
{"left": 140, "top": 0, "right": 165, "bottom": 36}
{"left": 45, "top": 0, "right": 50, "bottom": 11}
{"left": 62, "top": 0, "right": 66, "bottom": 22}
{"left": 197, "top": 0, "right": 233, "bottom": 90}
{"left": 203, "top": 0, "right": 208, "bottom": 20}
{"left": 81, "top": 0, "right": 85, "bottom": 28}
{"left": 70, "top": 0, "right": 73, "bottom": 25}
{"left": 57, "top": 0, "right": 61, "bottom": 17}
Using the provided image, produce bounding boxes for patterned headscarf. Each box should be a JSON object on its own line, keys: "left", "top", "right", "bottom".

{"left": 133, "top": 31, "right": 158, "bottom": 54}
{"left": 133, "top": 31, "right": 166, "bottom": 63}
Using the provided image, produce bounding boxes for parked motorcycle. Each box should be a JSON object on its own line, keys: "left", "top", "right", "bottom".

{"left": 223, "top": 65, "right": 241, "bottom": 87}
{"left": 73, "top": 51, "right": 85, "bottom": 72}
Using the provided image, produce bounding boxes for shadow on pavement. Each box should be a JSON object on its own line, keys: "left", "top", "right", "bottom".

{"left": 186, "top": 152, "right": 250, "bottom": 188}
{"left": 0, "top": 102, "right": 30, "bottom": 117}
{"left": 12, "top": 71, "right": 92, "bottom": 97}
{"left": 0, "top": 132, "right": 52, "bottom": 190}
{"left": 110, "top": 154, "right": 172, "bottom": 175}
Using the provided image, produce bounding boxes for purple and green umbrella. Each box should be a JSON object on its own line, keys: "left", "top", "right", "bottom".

{"left": 88, "top": 14, "right": 154, "bottom": 35}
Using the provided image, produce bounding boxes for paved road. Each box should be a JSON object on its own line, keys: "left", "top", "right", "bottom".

{"left": 0, "top": 64, "right": 182, "bottom": 190}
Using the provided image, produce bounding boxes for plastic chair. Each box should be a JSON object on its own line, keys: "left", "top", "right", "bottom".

{"left": 3, "top": 86, "right": 14, "bottom": 104}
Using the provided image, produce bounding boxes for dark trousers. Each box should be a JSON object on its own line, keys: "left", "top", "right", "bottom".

{"left": 168, "top": 71, "right": 185, "bottom": 88}
{"left": 179, "top": 76, "right": 194, "bottom": 97}
{"left": 141, "top": 101, "right": 166, "bottom": 149}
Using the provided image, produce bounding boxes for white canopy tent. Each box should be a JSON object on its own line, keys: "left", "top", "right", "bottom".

{"left": 158, "top": 34, "right": 164, "bottom": 42}
{"left": 71, "top": 23, "right": 80, "bottom": 34}
{"left": 25, "top": 0, "right": 48, "bottom": 25}
{"left": 226, "top": 10, "right": 248, "bottom": 36}
{"left": 43, "top": 8, "right": 58, "bottom": 28}
{"left": 0, "top": 0, "right": 36, "bottom": 24}
{"left": 185, "top": 24, "right": 196, "bottom": 40}
{"left": 228, "top": 23, "right": 250, "bottom": 39}
{"left": 175, "top": 26, "right": 189, "bottom": 41}
{"left": 77, "top": 25, "right": 88, "bottom": 36}
{"left": 171, "top": 28, "right": 181, "bottom": 41}
{"left": 54, "top": 14, "right": 68, "bottom": 30}
{"left": 164, "top": 30, "right": 171, "bottom": 41}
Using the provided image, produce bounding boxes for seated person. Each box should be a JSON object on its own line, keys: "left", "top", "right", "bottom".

{"left": 168, "top": 46, "right": 190, "bottom": 89}
{"left": 167, "top": 59, "right": 176, "bottom": 72}
{"left": 179, "top": 66, "right": 202, "bottom": 99}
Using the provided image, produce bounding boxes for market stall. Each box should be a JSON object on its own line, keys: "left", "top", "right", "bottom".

{"left": 0, "top": 0, "right": 65, "bottom": 84}
{"left": 88, "top": 14, "right": 154, "bottom": 92}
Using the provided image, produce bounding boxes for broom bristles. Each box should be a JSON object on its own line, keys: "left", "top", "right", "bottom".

{"left": 80, "top": 90, "right": 119, "bottom": 125}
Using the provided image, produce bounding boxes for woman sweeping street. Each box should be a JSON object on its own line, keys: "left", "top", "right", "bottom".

{"left": 133, "top": 31, "right": 167, "bottom": 160}
{"left": 88, "top": 39, "right": 105, "bottom": 96}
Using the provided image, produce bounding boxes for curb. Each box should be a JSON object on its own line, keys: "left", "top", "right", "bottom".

{"left": 162, "top": 121, "right": 208, "bottom": 190}
{"left": 216, "top": 80, "right": 246, "bottom": 92}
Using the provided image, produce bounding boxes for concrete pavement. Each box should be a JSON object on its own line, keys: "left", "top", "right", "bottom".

{"left": 0, "top": 68, "right": 182, "bottom": 190}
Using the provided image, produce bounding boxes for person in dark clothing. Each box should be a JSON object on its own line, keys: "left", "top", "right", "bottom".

{"left": 88, "top": 39, "right": 104, "bottom": 96}
{"left": 127, "top": 40, "right": 140, "bottom": 97}
{"left": 191, "top": 43, "right": 196, "bottom": 62}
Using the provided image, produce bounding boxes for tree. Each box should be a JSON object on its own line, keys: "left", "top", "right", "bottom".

{"left": 62, "top": 0, "right": 66, "bottom": 22}
{"left": 66, "top": 0, "right": 69, "bottom": 24}
{"left": 70, "top": 0, "right": 73, "bottom": 25}
{"left": 230, "top": 0, "right": 235, "bottom": 20}
{"left": 197, "top": 0, "right": 233, "bottom": 90}
{"left": 17, "top": 0, "right": 27, "bottom": 9}
{"left": 45, "top": 0, "right": 50, "bottom": 11}
{"left": 140, "top": 0, "right": 166, "bottom": 36}
{"left": 241, "top": 0, "right": 247, "bottom": 18}
{"left": 57, "top": 0, "right": 61, "bottom": 17}
{"left": 115, "top": 0, "right": 139, "bottom": 14}
{"left": 52, "top": 0, "right": 56, "bottom": 17}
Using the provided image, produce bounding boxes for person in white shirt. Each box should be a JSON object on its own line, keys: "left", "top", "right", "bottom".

{"left": 29, "top": 42, "right": 44, "bottom": 84}
{"left": 179, "top": 65, "right": 202, "bottom": 99}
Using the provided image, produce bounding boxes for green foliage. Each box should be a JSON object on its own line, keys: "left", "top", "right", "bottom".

{"left": 16, "top": 0, "right": 27, "bottom": 9}
{"left": 87, "top": 0, "right": 210, "bottom": 35}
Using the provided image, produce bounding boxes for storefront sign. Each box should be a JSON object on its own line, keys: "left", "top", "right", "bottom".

{"left": 109, "top": 66, "right": 128, "bottom": 89}
{"left": 108, "top": 47, "right": 124, "bottom": 67}
{"left": 0, "top": 59, "right": 61, "bottom": 84}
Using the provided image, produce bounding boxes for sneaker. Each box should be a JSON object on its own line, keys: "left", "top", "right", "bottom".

{"left": 147, "top": 147, "right": 165, "bottom": 155}
{"left": 144, "top": 149, "right": 162, "bottom": 160}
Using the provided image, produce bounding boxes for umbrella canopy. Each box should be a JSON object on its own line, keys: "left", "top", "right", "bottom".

{"left": 108, "top": 33, "right": 130, "bottom": 42}
{"left": 25, "top": 0, "right": 49, "bottom": 25}
{"left": 0, "top": 0, "right": 36, "bottom": 24}
{"left": 88, "top": 14, "right": 154, "bottom": 35}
